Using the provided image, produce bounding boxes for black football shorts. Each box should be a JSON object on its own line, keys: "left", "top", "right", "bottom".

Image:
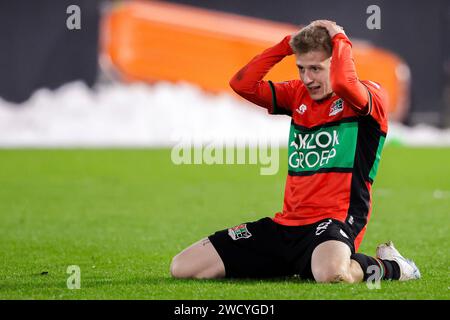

{"left": 208, "top": 217, "right": 355, "bottom": 279}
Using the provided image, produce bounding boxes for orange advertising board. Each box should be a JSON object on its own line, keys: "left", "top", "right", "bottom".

{"left": 101, "top": 1, "right": 409, "bottom": 120}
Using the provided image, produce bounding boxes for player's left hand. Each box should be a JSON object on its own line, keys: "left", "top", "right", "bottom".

{"left": 310, "top": 20, "right": 346, "bottom": 38}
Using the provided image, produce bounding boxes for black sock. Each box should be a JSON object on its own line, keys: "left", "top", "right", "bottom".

{"left": 380, "top": 259, "right": 401, "bottom": 280}
{"left": 351, "top": 253, "right": 401, "bottom": 281}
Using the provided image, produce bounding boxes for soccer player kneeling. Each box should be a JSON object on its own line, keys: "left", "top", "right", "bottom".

{"left": 170, "top": 20, "right": 420, "bottom": 283}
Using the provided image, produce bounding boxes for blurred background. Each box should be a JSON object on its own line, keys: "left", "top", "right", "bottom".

{"left": 0, "top": 0, "right": 449, "bottom": 146}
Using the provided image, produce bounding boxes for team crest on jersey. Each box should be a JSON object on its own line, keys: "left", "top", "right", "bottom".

{"left": 228, "top": 224, "right": 252, "bottom": 240}
{"left": 329, "top": 99, "right": 344, "bottom": 116}
{"left": 296, "top": 104, "right": 307, "bottom": 115}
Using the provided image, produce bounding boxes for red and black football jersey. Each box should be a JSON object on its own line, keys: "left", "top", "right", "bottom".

{"left": 230, "top": 33, "right": 388, "bottom": 251}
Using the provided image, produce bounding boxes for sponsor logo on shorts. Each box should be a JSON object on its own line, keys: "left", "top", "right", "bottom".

{"left": 340, "top": 229, "right": 349, "bottom": 239}
{"left": 315, "top": 219, "right": 332, "bottom": 235}
{"left": 228, "top": 224, "right": 252, "bottom": 240}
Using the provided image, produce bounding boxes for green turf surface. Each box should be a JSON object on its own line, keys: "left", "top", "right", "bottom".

{"left": 0, "top": 147, "right": 449, "bottom": 299}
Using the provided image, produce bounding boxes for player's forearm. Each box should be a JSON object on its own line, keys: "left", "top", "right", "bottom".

{"left": 330, "top": 34, "right": 369, "bottom": 112}
{"left": 229, "top": 35, "right": 293, "bottom": 103}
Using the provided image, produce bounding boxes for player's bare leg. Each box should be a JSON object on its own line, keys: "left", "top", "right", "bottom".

{"left": 311, "top": 240, "right": 364, "bottom": 283}
{"left": 170, "top": 238, "right": 226, "bottom": 279}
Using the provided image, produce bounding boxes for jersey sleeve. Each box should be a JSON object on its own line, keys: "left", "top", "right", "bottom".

{"left": 229, "top": 35, "right": 295, "bottom": 116}
{"left": 267, "top": 80, "right": 301, "bottom": 116}
{"left": 330, "top": 33, "right": 370, "bottom": 115}
{"left": 330, "top": 34, "right": 388, "bottom": 131}
{"left": 361, "top": 80, "right": 389, "bottom": 132}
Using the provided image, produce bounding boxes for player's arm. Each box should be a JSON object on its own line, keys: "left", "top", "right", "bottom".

{"left": 312, "top": 20, "right": 371, "bottom": 115}
{"left": 229, "top": 35, "right": 294, "bottom": 115}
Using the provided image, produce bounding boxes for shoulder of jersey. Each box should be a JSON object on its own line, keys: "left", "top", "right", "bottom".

{"left": 361, "top": 80, "right": 383, "bottom": 91}
{"left": 276, "top": 79, "right": 303, "bottom": 87}
{"left": 286, "top": 79, "right": 306, "bottom": 95}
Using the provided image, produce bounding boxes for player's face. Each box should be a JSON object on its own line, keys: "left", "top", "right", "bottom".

{"left": 295, "top": 50, "right": 332, "bottom": 101}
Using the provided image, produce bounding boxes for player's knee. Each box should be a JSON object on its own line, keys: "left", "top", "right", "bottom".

{"left": 170, "top": 254, "right": 189, "bottom": 279}
{"left": 170, "top": 253, "right": 217, "bottom": 279}
{"left": 312, "top": 264, "right": 350, "bottom": 283}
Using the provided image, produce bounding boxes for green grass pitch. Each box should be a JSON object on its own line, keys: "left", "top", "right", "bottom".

{"left": 0, "top": 147, "right": 449, "bottom": 299}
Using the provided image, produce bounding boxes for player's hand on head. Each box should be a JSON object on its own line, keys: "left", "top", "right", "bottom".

{"left": 310, "top": 19, "right": 346, "bottom": 38}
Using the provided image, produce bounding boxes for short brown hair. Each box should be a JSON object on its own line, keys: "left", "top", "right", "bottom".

{"left": 289, "top": 25, "right": 332, "bottom": 56}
